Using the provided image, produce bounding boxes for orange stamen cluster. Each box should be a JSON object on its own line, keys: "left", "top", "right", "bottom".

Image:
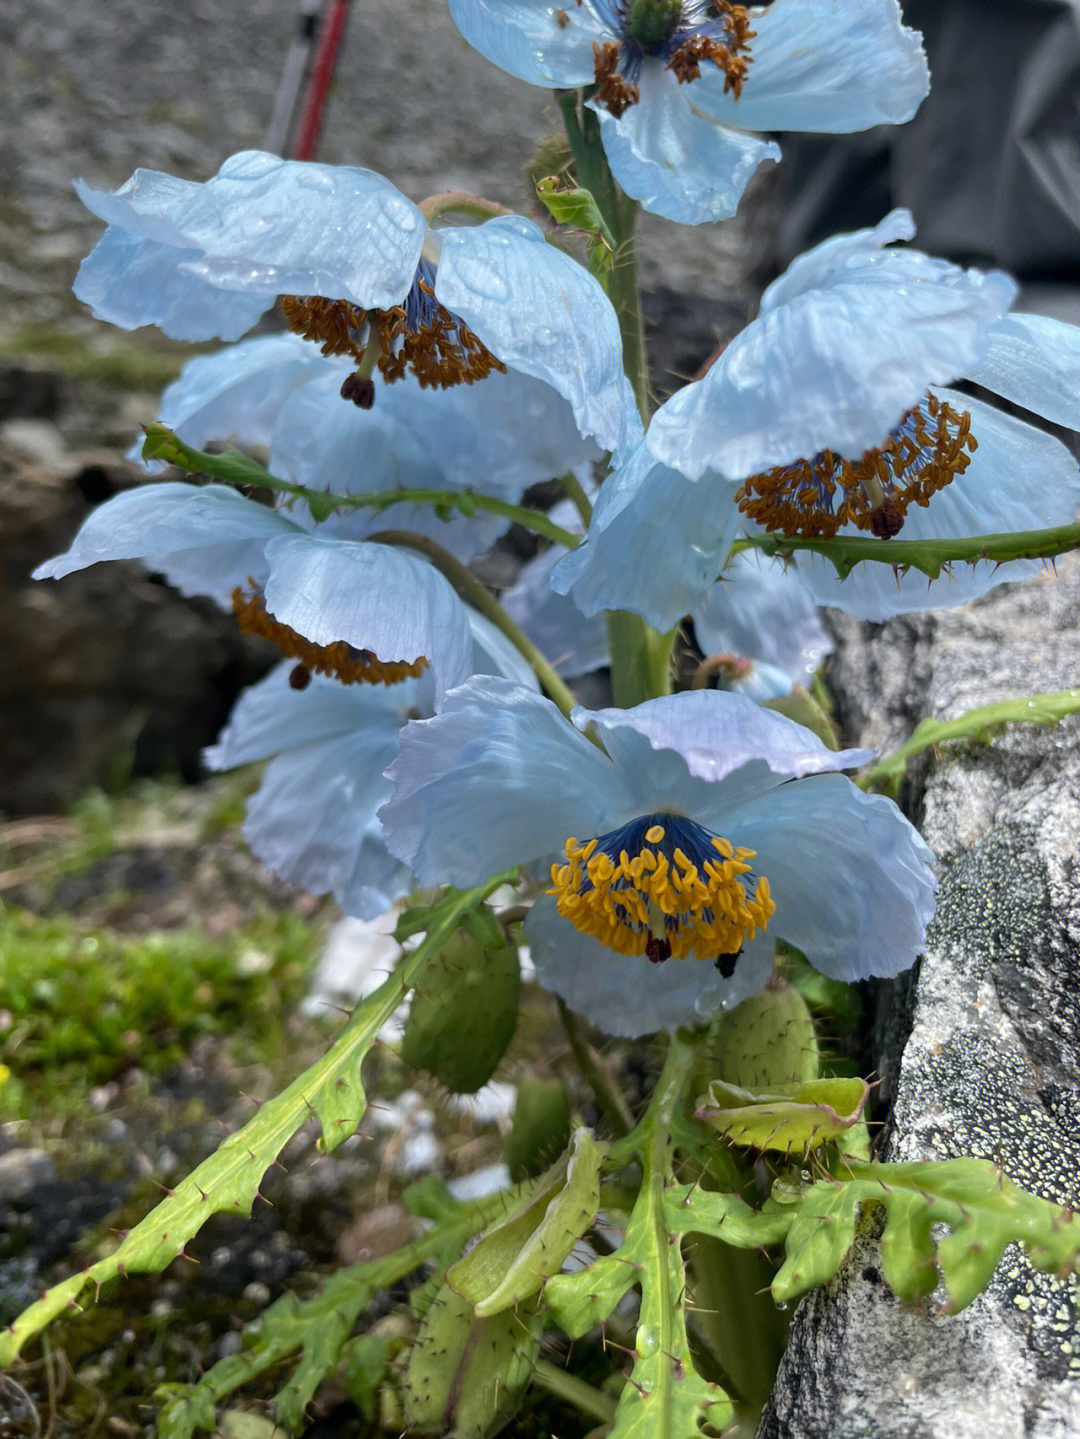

{"left": 232, "top": 584, "right": 428, "bottom": 686}
{"left": 592, "top": 2, "right": 753, "bottom": 117}
{"left": 549, "top": 815, "right": 774, "bottom": 964}
{"left": 735, "top": 393, "right": 978, "bottom": 540}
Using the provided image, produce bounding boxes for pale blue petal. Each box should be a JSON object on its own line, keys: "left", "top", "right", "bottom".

{"left": 723, "top": 774, "right": 936, "bottom": 982}
{"left": 551, "top": 440, "right": 739, "bottom": 631}
{"left": 32, "top": 482, "right": 301, "bottom": 604}
{"left": 436, "top": 217, "right": 630, "bottom": 455}
{"left": 74, "top": 226, "right": 269, "bottom": 341}
{"left": 261, "top": 535, "right": 475, "bottom": 700}
{"left": 698, "top": 0, "right": 929, "bottom": 133}
{"left": 792, "top": 389, "right": 1080, "bottom": 618}
{"left": 447, "top": 0, "right": 601, "bottom": 85}
{"left": 590, "top": 70, "right": 779, "bottom": 225}
{"left": 75, "top": 153, "right": 424, "bottom": 335}
{"left": 502, "top": 545, "right": 610, "bottom": 678}
{"left": 692, "top": 551, "right": 831, "bottom": 687}
{"left": 647, "top": 249, "right": 1018, "bottom": 480}
{"left": 733, "top": 662, "right": 798, "bottom": 703}
{"left": 524, "top": 897, "right": 775, "bottom": 1037}
{"left": 758, "top": 211, "right": 916, "bottom": 315}
{"left": 968, "top": 313, "right": 1080, "bottom": 432}
{"left": 576, "top": 689, "right": 874, "bottom": 786}
{"left": 153, "top": 333, "right": 325, "bottom": 455}
{"left": 465, "top": 610, "right": 541, "bottom": 690}
{"left": 380, "top": 678, "right": 632, "bottom": 887}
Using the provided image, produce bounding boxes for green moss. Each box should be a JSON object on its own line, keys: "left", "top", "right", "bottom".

{"left": 0, "top": 322, "right": 210, "bottom": 392}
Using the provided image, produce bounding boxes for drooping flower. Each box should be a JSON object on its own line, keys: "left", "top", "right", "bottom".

{"left": 380, "top": 678, "right": 935, "bottom": 1036}
{"left": 556, "top": 212, "right": 1080, "bottom": 625}
{"left": 204, "top": 613, "right": 536, "bottom": 920}
{"left": 73, "top": 150, "right": 632, "bottom": 453}
{"left": 32, "top": 482, "right": 477, "bottom": 701}
{"left": 448, "top": 0, "right": 928, "bottom": 224}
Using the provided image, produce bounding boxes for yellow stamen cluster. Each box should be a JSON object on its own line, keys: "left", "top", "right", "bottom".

{"left": 735, "top": 393, "right": 977, "bottom": 540}
{"left": 279, "top": 290, "right": 506, "bottom": 394}
{"left": 549, "top": 820, "right": 774, "bottom": 963}
{"left": 231, "top": 585, "right": 428, "bottom": 686}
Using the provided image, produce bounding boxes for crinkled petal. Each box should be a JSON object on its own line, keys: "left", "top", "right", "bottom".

{"left": 723, "top": 774, "right": 936, "bottom": 981}
{"left": 697, "top": 0, "right": 929, "bottom": 133}
{"left": 503, "top": 544, "right": 610, "bottom": 678}
{"left": 758, "top": 210, "right": 916, "bottom": 314}
{"left": 589, "top": 72, "right": 780, "bottom": 226}
{"left": 465, "top": 609, "right": 541, "bottom": 691}
{"left": 791, "top": 390, "right": 1080, "bottom": 618}
{"left": 646, "top": 236, "right": 1018, "bottom": 479}
{"left": 447, "top": 0, "right": 601, "bottom": 85}
{"left": 692, "top": 551, "right": 831, "bottom": 687}
{"left": 551, "top": 440, "right": 739, "bottom": 631}
{"left": 575, "top": 687, "right": 873, "bottom": 786}
{"left": 380, "top": 678, "right": 632, "bottom": 887}
{"left": 75, "top": 152, "right": 424, "bottom": 335}
{"left": 153, "top": 333, "right": 325, "bottom": 455}
{"left": 32, "top": 482, "right": 300, "bottom": 604}
{"left": 524, "top": 897, "right": 776, "bottom": 1037}
{"left": 74, "top": 226, "right": 270, "bottom": 341}
{"left": 968, "top": 312, "right": 1080, "bottom": 433}
{"left": 436, "top": 217, "right": 630, "bottom": 455}
{"left": 261, "top": 534, "right": 474, "bottom": 701}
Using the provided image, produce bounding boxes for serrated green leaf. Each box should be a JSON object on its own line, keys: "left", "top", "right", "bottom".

{"left": 859, "top": 689, "right": 1080, "bottom": 789}
{"left": 696, "top": 1077, "right": 869, "bottom": 1154}
{"left": 402, "top": 1283, "right": 541, "bottom": 1439}
{"left": 449, "top": 1128, "right": 604, "bottom": 1317}
{"left": 771, "top": 1183, "right": 863, "bottom": 1301}
{"left": 662, "top": 1184, "right": 792, "bottom": 1249}
{"left": 0, "top": 875, "right": 516, "bottom": 1369}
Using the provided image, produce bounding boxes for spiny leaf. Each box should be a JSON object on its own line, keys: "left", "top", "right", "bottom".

{"left": 696, "top": 1077, "right": 869, "bottom": 1154}
{"left": 0, "top": 876, "right": 516, "bottom": 1368}
{"left": 859, "top": 689, "right": 1080, "bottom": 789}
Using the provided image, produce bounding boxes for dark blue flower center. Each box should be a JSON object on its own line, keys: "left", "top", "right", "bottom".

{"left": 590, "top": 0, "right": 753, "bottom": 117}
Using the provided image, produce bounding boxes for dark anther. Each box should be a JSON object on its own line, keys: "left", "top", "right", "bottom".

{"left": 340, "top": 372, "right": 376, "bottom": 409}
{"left": 714, "top": 947, "right": 742, "bottom": 977}
{"left": 646, "top": 935, "right": 672, "bottom": 964}
{"left": 869, "top": 497, "right": 905, "bottom": 539}
{"left": 288, "top": 663, "right": 312, "bottom": 690}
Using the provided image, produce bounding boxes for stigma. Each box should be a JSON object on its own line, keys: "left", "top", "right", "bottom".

{"left": 592, "top": 1, "right": 753, "bottom": 118}
{"left": 735, "top": 393, "right": 977, "bottom": 540}
{"left": 549, "top": 811, "right": 774, "bottom": 967}
{"left": 232, "top": 584, "right": 428, "bottom": 686}
{"left": 279, "top": 255, "right": 506, "bottom": 404}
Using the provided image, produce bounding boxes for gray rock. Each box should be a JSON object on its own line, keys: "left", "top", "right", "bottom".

{"left": 761, "top": 557, "right": 1080, "bottom": 1438}
{"left": 0, "top": 1147, "right": 57, "bottom": 1203}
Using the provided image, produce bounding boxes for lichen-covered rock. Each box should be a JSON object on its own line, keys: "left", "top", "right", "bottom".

{"left": 760, "top": 558, "right": 1080, "bottom": 1439}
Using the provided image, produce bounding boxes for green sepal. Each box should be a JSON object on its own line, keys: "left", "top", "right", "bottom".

{"left": 762, "top": 684, "right": 840, "bottom": 751}
{"left": 713, "top": 979, "right": 821, "bottom": 1089}
{"left": 535, "top": 176, "right": 616, "bottom": 280}
{"left": 401, "top": 917, "right": 521, "bottom": 1094}
{"left": 448, "top": 1128, "right": 605, "bottom": 1317}
{"left": 696, "top": 1077, "right": 869, "bottom": 1154}
{"left": 506, "top": 1072, "right": 573, "bottom": 1182}
{"left": 401, "top": 1284, "right": 542, "bottom": 1439}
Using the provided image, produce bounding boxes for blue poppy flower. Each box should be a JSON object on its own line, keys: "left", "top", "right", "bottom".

{"left": 380, "top": 678, "right": 934, "bottom": 1035}
{"left": 32, "top": 482, "right": 477, "bottom": 701}
{"left": 204, "top": 613, "right": 536, "bottom": 919}
{"left": 448, "top": 0, "right": 928, "bottom": 225}
{"left": 143, "top": 333, "right": 603, "bottom": 563}
{"left": 74, "top": 151, "right": 631, "bottom": 454}
{"left": 558, "top": 212, "right": 1080, "bottom": 624}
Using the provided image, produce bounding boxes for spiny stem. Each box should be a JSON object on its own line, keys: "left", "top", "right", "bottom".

{"left": 420, "top": 191, "right": 516, "bottom": 223}
{"left": 531, "top": 1358, "right": 618, "bottom": 1424}
{"left": 368, "top": 530, "right": 579, "bottom": 719}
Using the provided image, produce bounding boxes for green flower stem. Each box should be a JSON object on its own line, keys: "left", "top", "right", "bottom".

{"left": 368, "top": 529, "right": 579, "bottom": 719}
{"left": 735, "top": 520, "right": 1080, "bottom": 579}
{"left": 419, "top": 191, "right": 517, "bottom": 224}
{"left": 557, "top": 997, "right": 636, "bottom": 1138}
{"left": 531, "top": 1358, "right": 618, "bottom": 1425}
{"left": 559, "top": 468, "right": 594, "bottom": 525}
{"left": 140, "top": 424, "right": 580, "bottom": 550}
{"left": 607, "top": 610, "right": 676, "bottom": 706}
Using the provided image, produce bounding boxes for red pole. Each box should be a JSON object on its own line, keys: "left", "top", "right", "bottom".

{"left": 292, "top": 0, "right": 353, "bottom": 160}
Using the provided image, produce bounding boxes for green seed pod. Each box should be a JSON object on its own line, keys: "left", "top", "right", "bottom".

{"left": 506, "top": 1073, "right": 573, "bottom": 1182}
{"left": 401, "top": 918, "right": 520, "bottom": 1094}
{"left": 714, "top": 979, "right": 820, "bottom": 1090}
